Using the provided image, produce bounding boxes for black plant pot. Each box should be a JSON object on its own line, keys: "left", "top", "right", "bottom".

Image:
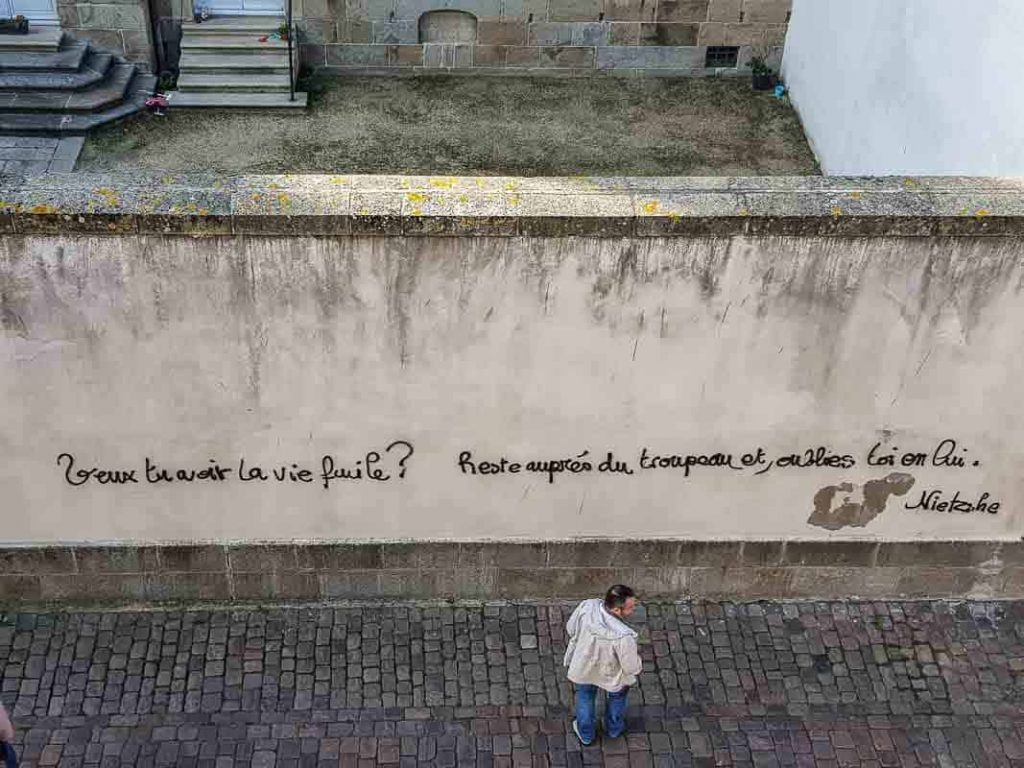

{"left": 0, "top": 18, "right": 29, "bottom": 34}
{"left": 752, "top": 73, "right": 774, "bottom": 91}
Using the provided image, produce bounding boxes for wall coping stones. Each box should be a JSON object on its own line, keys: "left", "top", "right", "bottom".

{"left": 2, "top": 539, "right": 1023, "bottom": 605}
{"left": 0, "top": 173, "right": 1023, "bottom": 236}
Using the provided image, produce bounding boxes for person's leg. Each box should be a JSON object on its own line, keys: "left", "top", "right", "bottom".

{"left": 604, "top": 686, "right": 630, "bottom": 738}
{"left": 1, "top": 742, "right": 17, "bottom": 768}
{"left": 573, "top": 684, "right": 598, "bottom": 744}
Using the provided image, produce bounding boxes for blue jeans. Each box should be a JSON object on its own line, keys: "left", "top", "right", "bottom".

{"left": 575, "top": 684, "right": 629, "bottom": 742}
{"left": 0, "top": 742, "right": 17, "bottom": 768}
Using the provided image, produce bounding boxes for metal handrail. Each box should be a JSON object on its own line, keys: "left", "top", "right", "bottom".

{"left": 286, "top": 0, "right": 294, "bottom": 101}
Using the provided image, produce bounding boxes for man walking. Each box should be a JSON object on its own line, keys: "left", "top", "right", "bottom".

{"left": 563, "top": 584, "right": 641, "bottom": 745}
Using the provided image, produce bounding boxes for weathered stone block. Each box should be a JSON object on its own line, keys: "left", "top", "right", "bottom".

{"left": 66, "top": 28, "right": 125, "bottom": 55}
{"left": 381, "top": 542, "right": 459, "bottom": 568}
{"left": 295, "top": 543, "right": 383, "bottom": 570}
{"left": 433, "top": 567, "right": 498, "bottom": 598}
{"left": 372, "top": 19, "right": 418, "bottom": 43}
{"left": 478, "top": 19, "right": 526, "bottom": 44}
{"left": 390, "top": 43, "right": 423, "bottom": 64}
{"left": 782, "top": 541, "right": 878, "bottom": 567}
{"left": 655, "top": 0, "right": 706, "bottom": 22}
{"left": 158, "top": 544, "right": 227, "bottom": 573}
{"left": 631, "top": 567, "right": 689, "bottom": 596}
{"left": 76, "top": 3, "right": 145, "bottom": 29}
{"left": 40, "top": 573, "right": 148, "bottom": 601}
{"left": 601, "top": 0, "right": 652, "bottom": 22}
{"left": 742, "top": 0, "right": 789, "bottom": 23}
{"left": 895, "top": 567, "right": 981, "bottom": 598}
{"left": 706, "top": 0, "right": 739, "bottom": 21}
{"left": 150, "top": 573, "right": 232, "bottom": 601}
{"left": 319, "top": 571, "right": 381, "bottom": 598}
{"left": 57, "top": 3, "right": 80, "bottom": 26}
{"left": 506, "top": 44, "right": 594, "bottom": 67}
{"left": 496, "top": 567, "right": 619, "bottom": 598}
{"left": 500, "top": 0, "right": 549, "bottom": 22}
{"left": 338, "top": 19, "right": 372, "bottom": 42}
{"left": 471, "top": 43, "right": 507, "bottom": 65}
{"left": 877, "top": 541, "right": 1001, "bottom": 568}
{"left": 0, "top": 575, "right": 41, "bottom": 603}
{"left": 458, "top": 542, "right": 547, "bottom": 568}
{"left": 548, "top": 0, "right": 600, "bottom": 22}
{"left": 396, "top": 0, "right": 500, "bottom": 20}
{"left": 607, "top": 21, "right": 639, "bottom": 43}
{"left": 299, "top": 19, "right": 337, "bottom": 44}
{"left": 788, "top": 567, "right": 901, "bottom": 599}
{"left": 227, "top": 544, "right": 297, "bottom": 573}
{"left": 528, "top": 22, "right": 573, "bottom": 44}
{"left": 326, "top": 43, "right": 389, "bottom": 65}
{"left": 0, "top": 547, "right": 75, "bottom": 574}
{"left": 639, "top": 21, "right": 697, "bottom": 45}
{"left": 421, "top": 42, "right": 473, "bottom": 66}
{"left": 571, "top": 21, "right": 607, "bottom": 45}
{"left": 74, "top": 546, "right": 160, "bottom": 574}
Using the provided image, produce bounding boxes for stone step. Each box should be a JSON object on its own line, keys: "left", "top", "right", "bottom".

{"left": 180, "top": 35, "right": 289, "bottom": 52}
{"left": 182, "top": 17, "right": 284, "bottom": 35}
{"left": 0, "top": 62, "right": 134, "bottom": 113}
{"left": 177, "top": 72, "right": 291, "bottom": 92}
{"left": 170, "top": 90, "right": 306, "bottom": 109}
{"left": 0, "top": 71, "right": 155, "bottom": 134}
{"left": 0, "top": 28, "right": 63, "bottom": 53}
{"left": 0, "top": 39, "right": 87, "bottom": 71}
{"left": 178, "top": 51, "right": 289, "bottom": 74}
{"left": 0, "top": 50, "right": 113, "bottom": 90}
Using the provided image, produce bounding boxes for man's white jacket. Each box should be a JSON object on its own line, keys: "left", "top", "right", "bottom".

{"left": 563, "top": 598, "right": 642, "bottom": 692}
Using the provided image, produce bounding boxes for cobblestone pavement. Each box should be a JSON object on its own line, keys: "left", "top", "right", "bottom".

{"left": 1, "top": 600, "right": 1023, "bottom": 767}
{"left": 0, "top": 136, "right": 83, "bottom": 174}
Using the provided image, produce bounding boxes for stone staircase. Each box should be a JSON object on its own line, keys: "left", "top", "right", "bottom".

{"left": 175, "top": 17, "right": 307, "bottom": 109}
{"left": 0, "top": 28, "right": 156, "bottom": 135}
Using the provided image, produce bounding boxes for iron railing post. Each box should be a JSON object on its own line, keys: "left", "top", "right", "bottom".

{"left": 287, "top": 0, "right": 295, "bottom": 102}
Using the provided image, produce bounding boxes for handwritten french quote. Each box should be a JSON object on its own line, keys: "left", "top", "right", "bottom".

{"left": 55, "top": 438, "right": 1000, "bottom": 518}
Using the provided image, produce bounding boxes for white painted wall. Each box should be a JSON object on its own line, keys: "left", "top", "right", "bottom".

{"left": 782, "top": 0, "right": 1024, "bottom": 176}
{"left": 2, "top": 235, "right": 1022, "bottom": 545}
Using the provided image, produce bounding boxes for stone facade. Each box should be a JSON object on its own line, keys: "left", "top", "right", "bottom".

{"left": 294, "top": 0, "right": 790, "bottom": 74}
{"left": 58, "top": 0, "right": 155, "bottom": 68}
{"left": 2, "top": 540, "right": 1022, "bottom": 606}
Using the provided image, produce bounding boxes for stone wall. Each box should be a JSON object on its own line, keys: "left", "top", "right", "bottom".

{"left": 1, "top": 173, "right": 1023, "bottom": 606}
{"left": 295, "top": 0, "right": 790, "bottom": 74}
{"left": 59, "top": 0, "right": 155, "bottom": 68}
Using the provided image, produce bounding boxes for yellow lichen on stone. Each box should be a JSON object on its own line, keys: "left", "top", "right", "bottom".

{"left": 429, "top": 178, "right": 456, "bottom": 189}
{"left": 849, "top": 191, "right": 862, "bottom": 200}
{"left": 976, "top": 208, "right": 991, "bottom": 218}
{"left": 30, "top": 204, "right": 57, "bottom": 214}
{"left": 407, "top": 192, "right": 429, "bottom": 205}
{"left": 903, "top": 178, "right": 917, "bottom": 187}
{"left": 507, "top": 194, "right": 521, "bottom": 206}
{"left": 410, "top": 208, "right": 423, "bottom": 216}
{"left": 458, "top": 194, "right": 469, "bottom": 204}
{"left": 641, "top": 201, "right": 660, "bottom": 215}
{"left": 738, "top": 208, "right": 751, "bottom": 216}
{"left": 831, "top": 206, "right": 843, "bottom": 217}
{"left": 94, "top": 188, "right": 120, "bottom": 207}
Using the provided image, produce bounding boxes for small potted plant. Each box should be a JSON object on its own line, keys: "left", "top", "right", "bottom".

{"left": 0, "top": 15, "right": 29, "bottom": 34}
{"left": 750, "top": 55, "right": 774, "bottom": 91}
{"left": 276, "top": 21, "right": 290, "bottom": 40}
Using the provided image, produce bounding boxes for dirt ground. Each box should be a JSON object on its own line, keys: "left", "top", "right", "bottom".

{"left": 79, "top": 75, "right": 819, "bottom": 176}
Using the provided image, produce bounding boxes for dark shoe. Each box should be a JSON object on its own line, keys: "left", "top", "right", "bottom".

{"left": 572, "top": 720, "right": 593, "bottom": 746}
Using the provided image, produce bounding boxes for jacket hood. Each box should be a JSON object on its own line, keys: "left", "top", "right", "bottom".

{"left": 576, "top": 598, "right": 637, "bottom": 641}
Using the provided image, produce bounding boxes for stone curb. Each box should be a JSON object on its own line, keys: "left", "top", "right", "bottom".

{"left": 0, "top": 174, "right": 1022, "bottom": 236}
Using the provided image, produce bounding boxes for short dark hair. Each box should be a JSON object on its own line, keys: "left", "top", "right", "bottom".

{"left": 604, "top": 584, "right": 636, "bottom": 610}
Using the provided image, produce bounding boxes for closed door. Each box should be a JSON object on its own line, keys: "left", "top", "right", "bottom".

{"left": 202, "top": 0, "right": 283, "bottom": 15}
{"left": 1, "top": 0, "right": 58, "bottom": 24}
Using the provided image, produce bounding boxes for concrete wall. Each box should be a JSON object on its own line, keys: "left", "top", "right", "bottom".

{"left": 782, "top": 0, "right": 1024, "bottom": 176}
{"left": 295, "top": 0, "right": 790, "bottom": 75}
{"left": 59, "top": 0, "right": 155, "bottom": 68}
{"left": 1, "top": 173, "right": 1023, "bottom": 603}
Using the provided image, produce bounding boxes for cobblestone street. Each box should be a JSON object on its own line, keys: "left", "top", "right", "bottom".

{"left": 1, "top": 600, "right": 1023, "bottom": 767}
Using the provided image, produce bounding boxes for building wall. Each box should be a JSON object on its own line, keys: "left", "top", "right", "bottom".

{"left": 59, "top": 0, "right": 155, "bottom": 68}
{"left": 782, "top": 0, "right": 1024, "bottom": 176}
{"left": 1, "top": 173, "right": 1023, "bottom": 604}
{"left": 295, "top": 0, "right": 790, "bottom": 74}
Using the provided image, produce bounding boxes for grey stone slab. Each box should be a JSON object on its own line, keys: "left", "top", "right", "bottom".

{"left": 595, "top": 44, "right": 704, "bottom": 69}
{"left": 371, "top": 20, "right": 418, "bottom": 43}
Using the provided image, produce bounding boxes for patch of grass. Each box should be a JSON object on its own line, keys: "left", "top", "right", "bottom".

{"left": 79, "top": 75, "right": 820, "bottom": 176}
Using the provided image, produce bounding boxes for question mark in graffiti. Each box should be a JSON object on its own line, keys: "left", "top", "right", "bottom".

{"left": 385, "top": 440, "right": 414, "bottom": 479}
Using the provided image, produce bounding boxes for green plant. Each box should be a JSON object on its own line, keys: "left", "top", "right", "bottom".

{"left": 750, "top": 56, "right": 773, "bottom": 77}
{"left": 277, "top": 22, "right": 290, "bottom": 39}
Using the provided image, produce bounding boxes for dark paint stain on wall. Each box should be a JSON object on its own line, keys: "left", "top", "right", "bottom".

{"left": 807, "top": 472, "right": 916, "bottom": 531}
